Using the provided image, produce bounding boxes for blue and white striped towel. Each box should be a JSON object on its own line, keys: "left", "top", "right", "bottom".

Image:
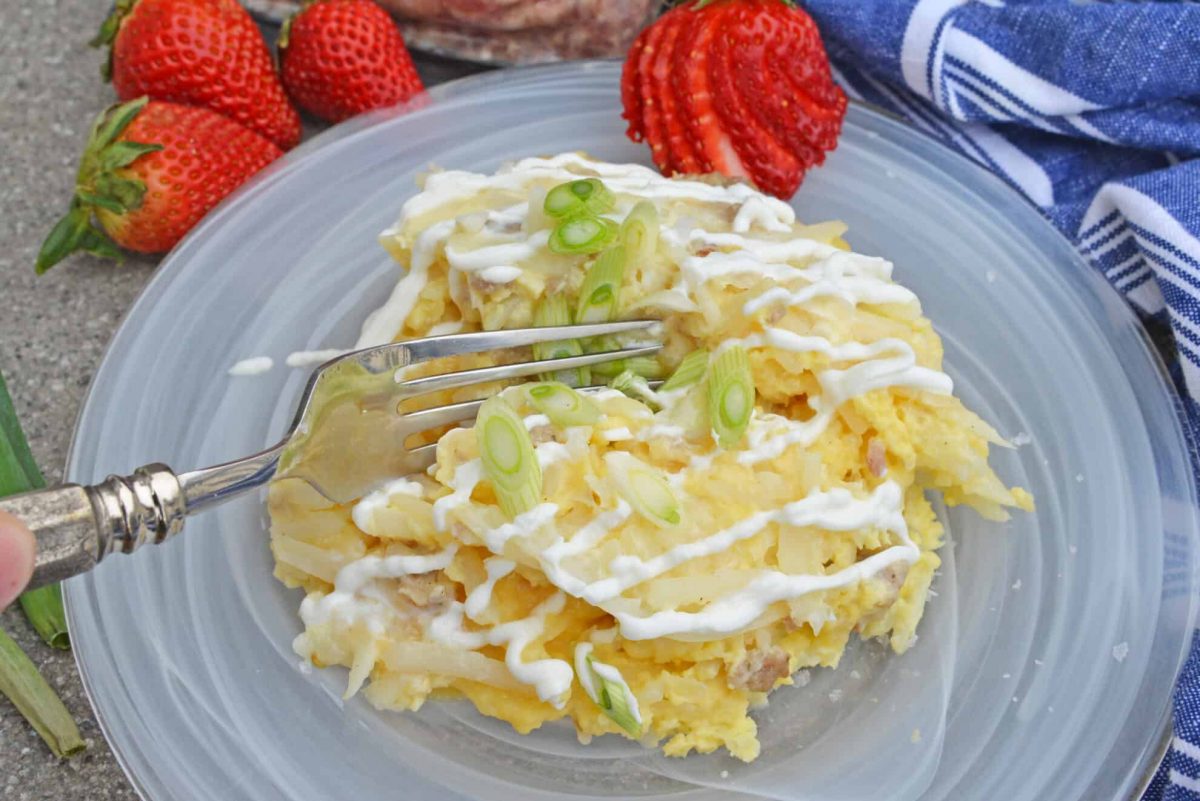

{"left": 795, "top": 0, "right": 1200, "bottom": 797}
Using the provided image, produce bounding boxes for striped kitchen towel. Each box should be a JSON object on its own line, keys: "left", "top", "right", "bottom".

{"left": 795, "top": 0, "right": 1200, "bottom": 797}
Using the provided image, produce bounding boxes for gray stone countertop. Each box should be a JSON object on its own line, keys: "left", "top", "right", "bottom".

{"left": 0, "top": 0, "right": 483, "bottom": 795}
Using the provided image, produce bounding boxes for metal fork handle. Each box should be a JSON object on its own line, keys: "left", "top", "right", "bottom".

{"left": 5, "top": 443, "right": 284, "bottom": 591}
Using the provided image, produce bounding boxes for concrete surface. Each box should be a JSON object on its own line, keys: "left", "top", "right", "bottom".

{"left": 0, "top": 0, "right": 482, "bottom": 795}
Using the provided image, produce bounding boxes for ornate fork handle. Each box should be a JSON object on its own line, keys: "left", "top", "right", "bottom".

{"left": 0, "top": 444, "right": 283, "bottom": 590}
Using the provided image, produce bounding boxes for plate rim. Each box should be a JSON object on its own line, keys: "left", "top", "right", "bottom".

{"left": 61, "top": 59, "right": 1198, "bottom": 801}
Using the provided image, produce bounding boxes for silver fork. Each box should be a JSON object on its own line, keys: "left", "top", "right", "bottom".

{"left": 3, "top": 320, "right": 661, "bottom": 590}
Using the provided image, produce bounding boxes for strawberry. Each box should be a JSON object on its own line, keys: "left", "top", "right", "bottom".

{"left": 279, "top": 0, "right": 425, "bottom": 124}
{"left": 36, "top": 98, "right": 282, "bottom": 273}
{"left": 92, "top": 0, "right": 301, "bottom": 150}
{"left": 621, "top": 0, "right": 847, "bottom": 199}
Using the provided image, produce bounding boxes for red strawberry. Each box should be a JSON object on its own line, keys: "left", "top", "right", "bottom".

{"left": 92, "top": 0, "right": 301, "bottom": 150}
{"left": 279, "top": 0, "right": 425, "bottom": 124}
{"left": 36, "top": 98, "right": 282, "bottom": 272}
{"left": 621, "top": 0, "right": 847, "bottom": 199}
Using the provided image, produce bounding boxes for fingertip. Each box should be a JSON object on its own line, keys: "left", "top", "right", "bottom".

{"left": 0, "top": 509, "right": 36, "bottom": 610}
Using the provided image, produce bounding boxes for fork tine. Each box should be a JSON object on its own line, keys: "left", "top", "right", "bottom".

{"left": 402, "top": 382, "right": 662, "bottom": 434}
{"left": 398, "top": 344, "right": 662, "bottom": 399}
{"left": 401, "top": 320, "right": 660, "bottom": 363}
{"left": 402, "top": 397, "right": 490, "bottom": 431}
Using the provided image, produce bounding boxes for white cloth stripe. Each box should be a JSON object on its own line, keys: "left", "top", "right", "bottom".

{"left": 1175, "top": 735, "right": 1200, "bottom": 764}
{"left": 942, "top": 29, "right": 1102, "bottom": 114}
{"left": 1171, "top": 768, "right": 1200, "bottom": 793}
{"left": 1084, "top": 229, "right": 1135, "bottom": 261}
{"left": 1081, "top": 216, "right": 1127, "bottom": 251}
{"left": 944, "top": 65, "right": 1063, "bottom": 134}
{"left": 900, "top": 0, "right": 967, "bottom": 101}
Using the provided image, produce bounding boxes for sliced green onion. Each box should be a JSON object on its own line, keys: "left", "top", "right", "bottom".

{"left": 549, "top": 216, "right": 618, "bottom": 255}
{"left": 619, "top": 200, "right": 659, "bottom": 269}
{"left": 544, "top": 178, "right": 615, "bottom": 219}
{"left": 476, "top": 396, "right": 542, "bottom": 518}
{"left": 575, "top": 245, "right": 626, "bottom": 324}
{"left": 605, "top": 452, "right": 680, "bottom": 527}
{"left": 660, "top": 349, "right": 710, "bottom": 393}
{"left": 609, "top": 370, "right": 662, "bottom": 412}
{"left": 590, "top": 355, "right": 664, "bottom": 380}
{"left": 585, "top": 656, "right": 643, "bottom": 736}
{"left": 707, "top": 346, "right": 755, "bottom": 449}
{"left": 532, "top": 294, "right": 588, "bottom": 387}
{"left": 524, "top": 382, "right": 601, "bottom": 427}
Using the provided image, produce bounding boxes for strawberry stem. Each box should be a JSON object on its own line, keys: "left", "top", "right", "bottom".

{"left": 35, "top": 97, "right": 161, "bottom": 274}
{"left": 90, "top": 0, "right": 137, "bottom": 81}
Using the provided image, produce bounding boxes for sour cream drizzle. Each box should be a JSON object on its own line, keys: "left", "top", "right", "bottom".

{"left": 320, "top": 154, "right": 957, "bottom": 693}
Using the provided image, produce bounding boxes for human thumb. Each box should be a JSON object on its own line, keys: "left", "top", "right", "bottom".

{"left": 0, "top": 509, "right": 36, "bottom": 609}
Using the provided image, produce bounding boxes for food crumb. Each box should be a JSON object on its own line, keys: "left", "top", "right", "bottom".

{"left": 1011, "top": 432, "right": 1032, "bottom": 446}
{"left": 1034, "top": 659, "right": 1044, "bottom": 666}
{"left": 850, "top": 670, "right": 861, "bottom": 680}
{"left": 1075, "top": 473, "right": 1084, "bottom": 483}
{"left": 720, "top": 770, "right": 729, "bottom": 779}
{"left": 1112, "top": 642, "right": 1129, "bottom": 662}
{"left": 228, "top": 356, "right": 274, "bottom": 376}
{"left": 1069, "top": 545, "right": 1078, "bottom": 556}
{"left": 794, "top": 669, "right": 811, "bottom": 687}
{"left": 1002, "top": 673, "right": 1011, "bottom": 679}
{"left": 1011, "top": 579, "right": 1022, "bottom": 590}
{"left": 911, "top": 728, "right": 921, "bottom": 744}
{"left": 828, "top": 688, "right": 843, "bottom": 703}
{"left": 1013, "top": 696, "right": 1019, "bottom": 703}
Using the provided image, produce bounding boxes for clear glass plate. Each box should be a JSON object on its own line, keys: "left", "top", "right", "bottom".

{"left": 63, "top": 61, "right": 1198, "bottom": 801}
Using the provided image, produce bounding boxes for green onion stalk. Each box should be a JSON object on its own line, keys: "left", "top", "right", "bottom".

{"left": 660, "top": 349, "right": 710, "bottom": 393}
{"left": 532, "top": 294, "right": 589, "bottom": 387}
{"left": 544, "top": 178, "right": 615, "bottom": 220}
{"left": 0, "top": 369, "right": 84, "bottom": 757}
{"left": 524, "top": 383, "right": 601, "bottom": 428}
{"left": 549, "top": 216, "right": 618, "bottom": 255}
{"left": 707, "top": 346, "right": 755, "bottom": 448}
{"left": 476, "top": 396, "right": 543, "bottom": 518}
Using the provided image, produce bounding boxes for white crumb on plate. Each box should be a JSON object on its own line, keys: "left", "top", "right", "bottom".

{"left": 850, "top": 670, "right": 861, "bottom": 680}
{"left": 1013, "top": 696, "right": 1019, "bottom": 703}
{"left": 228, "top": 356, "right": 273, "bottom": 376}
{"left": 828, "top": 689, "right": 843, "bottom": 703}
{"left": 1075, "top": 473, "right": 1084, "bottom": 482}
{"left": 286, "top": 348, "right": 349, "bottom": 368}
{"left": 794, "top": 670, "right": 811, "bottom": 687}
{"left": 297, "top": 660, "right": 312, "bottom": 675}
{"left": 1069, "top": 545, "right": 1078, "bottom": 556}
{"left": 1034, "top": 659, "right": 1044, "bottom": 666}
{"left": 1112, "top": 642, "right": 1129, "bottom": 662}
{"left": 1002, "top": 673, "right": 1011, "bottom": 679}
{"left": 911, "top": 728, "right": 921, "bottom": 744}
{"left": 720, "top": 770, "right": 729, "bottom": 779}
{"left": 1011, "top": 579, "right": 1022, "bottom": 590}
{"left": 1010, "top": 432, "right": 1032, "bottom": 446}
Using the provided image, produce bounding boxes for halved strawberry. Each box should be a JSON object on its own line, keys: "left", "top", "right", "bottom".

{"left": 668, "top": 3, "right": 719, "bottom": 175}
{"left": 651, "top": 7, "right": 704, "bottom": 175}
{"left": 619, "top": 0, "right": 847, "bottom": 199}
{"left": 621, "top": 26, "right": 649, "bottom": 142}
{"left": 634, "top": 13, "right": 671, "bottom": 171}
{"left": 710, "top": 15, "right": 803, "bottom": 198}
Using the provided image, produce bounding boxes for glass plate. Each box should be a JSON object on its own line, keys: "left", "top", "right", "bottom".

{"left": 64, "top": 61, "right": 1198, "bottom": 801}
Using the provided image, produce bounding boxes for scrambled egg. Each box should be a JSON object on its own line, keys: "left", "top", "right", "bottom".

{"left": 269, "top": 153, "right": 1032, "bottom": 762}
